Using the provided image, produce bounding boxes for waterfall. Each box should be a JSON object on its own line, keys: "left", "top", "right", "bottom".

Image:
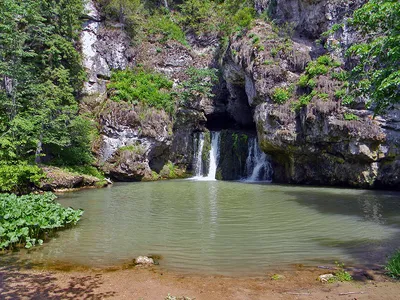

{"left": 191, "top": 131, "right": 221, "bottom": 181}
{"left": 244, "top": 138, "right": 273, "bottom": 182}
{"left": 193, "top": 132, "right": 205, "bottom": 177}
{"left": 205, "top": 131, "right": 221, "bottom": 180}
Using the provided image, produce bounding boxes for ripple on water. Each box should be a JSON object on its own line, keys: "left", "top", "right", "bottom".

{"left": 9, "top": 181, "right": 400, "bottom": 276}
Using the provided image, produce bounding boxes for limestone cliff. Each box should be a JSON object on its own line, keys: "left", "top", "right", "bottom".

{"left": 79, "top": 0, "right": 399, "bottom": 189}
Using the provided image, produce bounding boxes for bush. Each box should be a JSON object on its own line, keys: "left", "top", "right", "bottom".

{"left": 306, "top": 61, "right": 329, "bottom": 77}
{"left": 271, "top": 87, "right": 291, "bottom": 104}
{"left": 232, "top": 7, "right": 255, "bottom": 29}
{"left": 179, "top": 67, "right": 218, "bottom": 106}
{"left": 386, "top": 250, "right": 400, "bottom": 278}
{"left": 147, "top": 13, "right": 188, "bottom": 45}
{"left": 0, "top": 162, "right": 44, "bottom": 194}
{"left": 0, "top": 193, "right": 83, "bottom": 250}
{"left": 108, "top": 68, "right": 175, "bottom": 113}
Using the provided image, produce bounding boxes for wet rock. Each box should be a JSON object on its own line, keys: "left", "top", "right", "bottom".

{"left": 134, "top": 256, "right": 154, "bottom": 266}
{"left": 318, "top": 274, "right": 335, "bottom": 283}
{"left": 97, "top": 101, "right": 173, "bottom": 180}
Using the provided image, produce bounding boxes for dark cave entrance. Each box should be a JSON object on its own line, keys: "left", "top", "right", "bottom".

{"left": 206, "top": 82, "right": 256, "bottom": 132}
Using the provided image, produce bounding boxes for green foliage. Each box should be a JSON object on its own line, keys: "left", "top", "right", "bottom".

{"left": 328, "top": 262, "right": 353, "bottom": 282}
{"left": 178, "top": 0, "right": 255, "bottom": 38}
{"left": 293, "top": 90, "right": 317, "bottom": 110}
{"left": 118, "top": 143, "right": 145, "bottom": 155}
{"left": 298, "top": 75, "right": 310, "bottom": 88}
{"left": 297, "top": 75, "right": 316, "bottom": 89}
{"left": 147, "top": 13, "right": 188, "bottom": 45}
{"left": 305, "top": 62, "right": 329, "bottom": 77}
{"left": 331, "top": 70, "right": 348, "bottom": 81}
{"left": 334, "top": 89, "right": 347, "bottom": 99}
{"left": 232, "top": 7, "right": 255, "bottom": 29}
{"left": 0, "top": 193, "right": 83, "bottom": 250}
{"left": 108, "top": 68, "right": 175, "bottom": 113}
{"left": 342, "top": 95, "right": 355, "bottom": 106}
{"left": 0, "top": 0, "right": 91, "bottom": 167}
{"left": 386, "top": 249, "right": 400, "bottom": 278}
{"left": 304, "top": 55, "right": 341, "bottom": 78}
{"left": 62, "top": 165, "right": 105, "bottom": 180}
{"left": 160, "top": 161, "right": 184, "bottom": 179}
{"left": 346, "top": 0, "right": 400, "bottom": 114}
{"left": 179, "top": 67, "right": 218, "bottom": 106}
{"left": 271, "top": 87, "right": 291, "bottom": 104}
{"left": 344, "top": 113, "right": 359, "bottom": 121}
{"left": 178, "top": 0, "right": 219, "bottom": 34}
{"left": 0, "top": 162, "right": 44, "bottom": 194}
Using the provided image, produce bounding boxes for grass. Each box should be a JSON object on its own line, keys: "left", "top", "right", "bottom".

{"left": 328, "top": 262, "right": 353, "bottom": 283}
{"left": 344, "top": 113, "right": 359, "bottom": 121}
{"left": 386, "top": 250, "right": 400, "bottom": 278}
{"left": 108, "top": 68, "right": 175, "bottom": 113}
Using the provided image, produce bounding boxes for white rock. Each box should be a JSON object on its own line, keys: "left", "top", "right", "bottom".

{"left": 134, "top": 256, "right": 154, "bottom": 265}
{"left": 318, "top": 274, "right": 335, "bottom": 282}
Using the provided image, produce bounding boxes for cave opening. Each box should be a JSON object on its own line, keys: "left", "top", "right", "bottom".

{"left": 206, "top": 82, "right": 256, "bottom": 132}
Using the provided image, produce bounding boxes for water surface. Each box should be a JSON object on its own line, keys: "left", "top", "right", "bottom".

{"left": 10, "top": 181, "right": 400, "bottom": 275}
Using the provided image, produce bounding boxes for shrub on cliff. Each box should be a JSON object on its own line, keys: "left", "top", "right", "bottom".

{"left": 178, "top": 67, "right": 218, "bottom": 106}
{"left": 108, "top": 68, "right": 175, "bottom": 113}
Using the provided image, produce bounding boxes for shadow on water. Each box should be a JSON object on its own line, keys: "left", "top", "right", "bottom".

{"left": 0, "top": 256, "right": 117, "bottom": 299}
{"left": 281, "top": 187, "right": 400, "bottom": 268}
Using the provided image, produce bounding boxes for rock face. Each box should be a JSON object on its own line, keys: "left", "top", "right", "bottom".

{"left": 79, "top": 0, "right": 399, "bottom": 188}
{"left": 81, "top": 0, "right": 133, "bottom": 95}
{"left": 255, "top": 0, "right": 367, "bottom": 39}
{"left": 217, "top": 131, "right": 252, "bottom": 180}
{"left": 96, "top": 101, "right": 173, "bottom": 181}
{"left": 220, "top": 2, "right": 400, "bottom": 189}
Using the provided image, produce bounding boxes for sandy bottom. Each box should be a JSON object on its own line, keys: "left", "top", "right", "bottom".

{"left": 1, "top": 260, "right": 400, "bottom": 300}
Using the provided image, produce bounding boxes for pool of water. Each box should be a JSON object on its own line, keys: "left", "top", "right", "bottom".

{"left": 7, "top": 181, "right": 400, "bottom": 275}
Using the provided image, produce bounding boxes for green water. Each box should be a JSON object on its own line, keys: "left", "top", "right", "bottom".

{"left": 15, "top": 181, "right": 400, "bottom": 275}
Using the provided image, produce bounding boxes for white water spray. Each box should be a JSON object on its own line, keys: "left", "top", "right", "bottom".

{"left": 191, "top": 131, "right": 221, "bottom": 181}
{"left": 204, "top": 132, "right": 221, "bottom": 180}
{"left": 193, "top": 133, "right": 205, "bottom": 177}
{"left": 244, "top": 138, "right": 273, "bottom": 182}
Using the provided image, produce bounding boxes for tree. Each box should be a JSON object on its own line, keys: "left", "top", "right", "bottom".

{"left": 347, "top": 0, "right": 400, "bottom": 114}
{"left": 0, "top": 0, "right": 91, "bottom": 166}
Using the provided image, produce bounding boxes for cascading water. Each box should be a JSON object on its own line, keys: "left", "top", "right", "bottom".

{"left": 191, "top": 131, "right": 221, "bottom": 181}
{"left": 193, "top": 133, "right": 205, "bottom": 177}
{"left": 244, "top": 137, "right": 273, "bottom": 182}
{"left": 204, "top": 131, "right": 221, "bottom": 180}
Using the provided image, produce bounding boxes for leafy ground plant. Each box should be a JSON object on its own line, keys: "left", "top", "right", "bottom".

{"left": 0, "top": 193, "right": 83, "bottom": 250}
{"left": 328, "top": 262, "right": 353, "bottom": 283}
{"left": 386, "top": 250, "right": 400, "bottom": 278}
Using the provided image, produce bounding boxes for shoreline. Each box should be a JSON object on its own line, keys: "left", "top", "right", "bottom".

{"left": 1, "top": 257, "right": 400, "bottom": 299}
